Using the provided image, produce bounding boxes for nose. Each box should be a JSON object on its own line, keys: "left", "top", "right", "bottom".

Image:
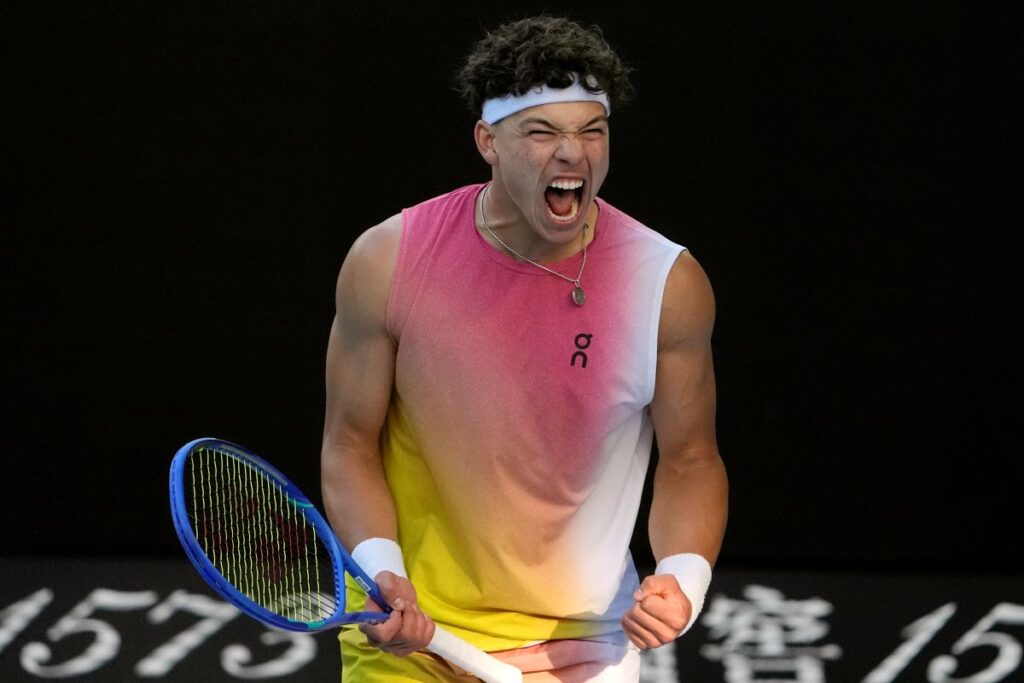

{"left": 554, "top": 133, "right": 585, "bottom": 165}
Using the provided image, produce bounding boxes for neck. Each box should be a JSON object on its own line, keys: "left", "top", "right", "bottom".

{"left": 477, "top": 183, "right": 597, "bottom": 263}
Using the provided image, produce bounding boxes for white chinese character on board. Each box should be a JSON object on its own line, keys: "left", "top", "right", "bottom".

{"left": 700, "top": 585, "right": 842, "bottom": 683}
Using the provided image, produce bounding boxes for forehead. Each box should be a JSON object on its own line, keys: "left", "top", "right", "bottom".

{"left": 505, "top": 101, "right": 608, "bottom": 129}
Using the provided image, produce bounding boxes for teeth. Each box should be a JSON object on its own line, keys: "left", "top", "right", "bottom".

{"left": 549, "top": 178, "right": 584, "bottom": 191}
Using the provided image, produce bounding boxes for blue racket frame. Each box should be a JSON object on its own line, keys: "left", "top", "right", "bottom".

{"left": 169, "top": 437, "right": 390, "bottom": 630}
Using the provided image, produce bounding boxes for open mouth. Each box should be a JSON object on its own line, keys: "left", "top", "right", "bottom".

{"left": 545, "top": 178, "right": 584, "bottom": 223}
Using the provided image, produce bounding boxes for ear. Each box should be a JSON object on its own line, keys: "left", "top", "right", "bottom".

{"left": 474, "top": 120, "right": 499, "bottom": 166}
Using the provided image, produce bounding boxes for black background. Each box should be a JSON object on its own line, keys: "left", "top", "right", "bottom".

{"left": 3, "top": 2, "right": 1019, "bottom": 575}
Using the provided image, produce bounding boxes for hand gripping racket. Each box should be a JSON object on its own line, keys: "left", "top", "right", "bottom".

{"left": 169, "top": 437, "right": 522, "bottom": 683}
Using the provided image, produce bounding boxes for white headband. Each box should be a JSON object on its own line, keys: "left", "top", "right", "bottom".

{"left": 481, "top": 75, "right": 611, "bottom": 125}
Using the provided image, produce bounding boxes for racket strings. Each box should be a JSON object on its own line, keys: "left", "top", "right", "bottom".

{"left": 186, "top": 447, "right": 339, "bottom": 624}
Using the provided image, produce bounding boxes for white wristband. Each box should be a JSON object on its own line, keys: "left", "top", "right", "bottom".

{"left": 655, "top": 553, "right": 712, "bottom": 635}
{"left": 351, "top": 538, "right": 408, "bottom": 581}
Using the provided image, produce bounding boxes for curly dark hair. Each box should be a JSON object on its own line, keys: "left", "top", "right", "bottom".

{"left": 456, "top": 16, "right": 634, "bottom": 118}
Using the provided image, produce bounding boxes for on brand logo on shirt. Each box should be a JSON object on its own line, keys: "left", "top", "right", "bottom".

{"left": 571, "top": 333, "right": 592, "bottom": 368}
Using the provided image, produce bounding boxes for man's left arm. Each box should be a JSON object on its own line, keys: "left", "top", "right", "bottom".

{"left": 621, "top": 250, "right": 729, "bottom": 649}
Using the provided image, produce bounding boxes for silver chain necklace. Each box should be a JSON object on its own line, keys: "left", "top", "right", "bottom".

{"left": 477, "top": 184, "right": 589, "bottom": 306}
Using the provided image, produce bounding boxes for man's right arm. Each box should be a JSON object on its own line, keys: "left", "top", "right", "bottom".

{"left": 321, "top": 214, "right": 401, "bottom": 548}
{"left": 320, "top": 214, "right": 435, "bottom": 655}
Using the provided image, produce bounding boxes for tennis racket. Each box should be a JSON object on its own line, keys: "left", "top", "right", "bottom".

{"left": 169, "top": 437, "right": 522, "bottom": 683}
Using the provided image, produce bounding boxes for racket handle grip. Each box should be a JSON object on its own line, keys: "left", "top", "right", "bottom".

{"left": 427, "top": 626, "right": 523, "bottom": 683}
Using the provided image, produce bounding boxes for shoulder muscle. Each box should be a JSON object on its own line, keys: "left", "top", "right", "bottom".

{"left": 335, "top": 214, "right": 403, "bottom": 334}
{"left": 659, "top": 250, "right": 716, "bottom": 351}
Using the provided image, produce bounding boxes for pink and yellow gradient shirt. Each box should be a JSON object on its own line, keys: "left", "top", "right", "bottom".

{"left": 383, "top": 184, "right": 685, "bottom": 651}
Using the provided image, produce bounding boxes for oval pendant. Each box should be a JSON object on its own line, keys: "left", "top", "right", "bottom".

{"left": 572, "top": 286, "right": 586, "bottom": 306}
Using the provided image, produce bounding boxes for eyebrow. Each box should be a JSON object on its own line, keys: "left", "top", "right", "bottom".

{"left": 517, "top": 115, "right": 609, "bottom": 131}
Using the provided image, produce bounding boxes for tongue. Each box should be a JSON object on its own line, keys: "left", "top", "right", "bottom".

{"left": 545, "top": 188, "right": 576, "bottom": 217}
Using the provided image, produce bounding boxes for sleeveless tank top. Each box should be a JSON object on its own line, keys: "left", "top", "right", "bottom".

{"left": 383, "top": 183, "right": 685, "bottom": 651}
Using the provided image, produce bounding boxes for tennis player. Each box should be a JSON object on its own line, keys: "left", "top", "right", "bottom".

{"left": 321, "top": 16, "right": 728, "bottom": 681}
